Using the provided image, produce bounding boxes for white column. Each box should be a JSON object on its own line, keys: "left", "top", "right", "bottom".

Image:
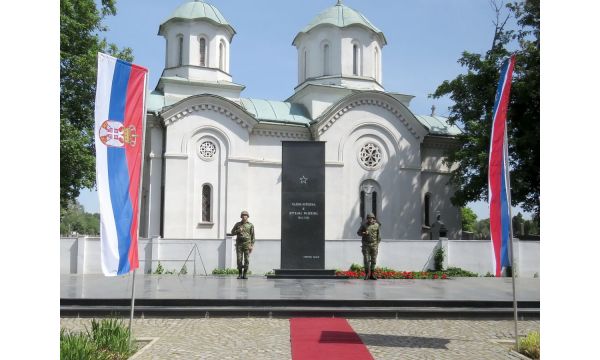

{"left": 147, "top": 122, "right": 164, "bottom": 237}
{"left": 76, "top": 236, "right": 87, "bottom": 274}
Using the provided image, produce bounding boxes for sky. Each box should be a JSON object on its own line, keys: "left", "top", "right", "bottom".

{"left": 77, "top": 0, "right": 531, "bottom": 220}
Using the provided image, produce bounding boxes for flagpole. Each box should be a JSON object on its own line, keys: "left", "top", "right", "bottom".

{"left": 128, "top": 268, "right": 136, "bottom": 344}
{"left": 128, "top": 68, "right": 149, "bottom": 344}
{"left": 504, "top": 120, "right": 519, "bottom": 352}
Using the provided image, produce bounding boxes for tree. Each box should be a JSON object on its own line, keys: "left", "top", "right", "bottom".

{"left": 523, "top": 214, "right": 540, "bottom": 236}
{"left": 512, "top": 212, "right": 525, "bottom": 236}
{"left": 461, "top": 207, "right": 478, "bottom": 232}
{"left": 60, "top": 0, "right": 132, "bottom": 211}
{"left": 60, "top": 200, "right": 100, "bottom": 236}
{"left": 431, "top": 0, "right": 540, "bottom": 216}
{"left": 475, "top": 218, "right": 491, "bottom": 240}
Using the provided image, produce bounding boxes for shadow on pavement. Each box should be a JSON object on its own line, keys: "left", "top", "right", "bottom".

{"left": 319, "top": 331, "right": 364, "bottom": 344}
{"left": 357, "top": 333, "right": 450, "bottom": 349}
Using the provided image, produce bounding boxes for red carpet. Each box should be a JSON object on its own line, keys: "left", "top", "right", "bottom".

{"left": 290, "top": 318, "right": 374, "bottom": 360}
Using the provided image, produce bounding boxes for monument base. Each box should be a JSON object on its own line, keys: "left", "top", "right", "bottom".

{"left": 267, "top": 269, "right": 347, "bottom": 279}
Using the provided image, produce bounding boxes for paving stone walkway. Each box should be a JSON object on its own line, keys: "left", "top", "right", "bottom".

{"left": 60, "top": 317, "right": 539, "bottom": 359}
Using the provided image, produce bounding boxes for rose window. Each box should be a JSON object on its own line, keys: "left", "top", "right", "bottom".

{"left": 359, "top": 143, "right": 382, "bottom": 169}
{"left": 198, "top": 141, "right": 217, "bottom": 160}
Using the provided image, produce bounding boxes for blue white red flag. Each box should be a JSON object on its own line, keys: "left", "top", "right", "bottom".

{"left": 488, "top": 55, "right": 516, "bottom": 277}
{"left": 94, "top": 53, "right": 148, "bottom": 276}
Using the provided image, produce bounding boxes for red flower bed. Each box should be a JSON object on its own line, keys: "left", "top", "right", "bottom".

{"left": 335, "top": 269, "right": 450, "bottom": 280}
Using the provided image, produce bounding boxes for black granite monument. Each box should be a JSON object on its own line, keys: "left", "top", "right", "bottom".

{"left": 269, "top": 141, "right": 339, "bottom": 278}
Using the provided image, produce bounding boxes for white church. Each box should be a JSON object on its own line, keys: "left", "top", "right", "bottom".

{"left": 139, "top": 0, "right": 463, "bottom": 245}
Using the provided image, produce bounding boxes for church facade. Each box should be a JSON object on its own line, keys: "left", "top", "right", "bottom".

{"left": 139, "top": 0, "right": 462, "bottom": 243}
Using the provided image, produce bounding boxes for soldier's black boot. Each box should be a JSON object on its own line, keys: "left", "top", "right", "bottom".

{"left": 363, "top": 262, "right": 370, "bottom": 280}
{"left": 369, "top": 267, "right": 377, "bottom": 280}
{"left": 242, "top": 268, "right": 248, "bottom": 279}
{"left": 237, "top": 268, "right": 242, "bottom": 279}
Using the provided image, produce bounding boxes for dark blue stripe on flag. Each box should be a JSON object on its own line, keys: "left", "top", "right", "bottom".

{"left": 107, "top": 60, "right": 133, "bottom": 275}
{"left": 492, "top": 60, "right": 510, "bottom": 119}
{"left": 500, "top": 152, "right": 511, "bottom": 267}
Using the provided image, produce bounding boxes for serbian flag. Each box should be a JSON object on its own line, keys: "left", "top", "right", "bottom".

{"left": 488, "top": 55, "right": 516, "bottom": 277}
{"left": 94, "top": 53, "right": 148, "bottom": 276}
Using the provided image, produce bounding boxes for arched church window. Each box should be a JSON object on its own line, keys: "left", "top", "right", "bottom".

{"left": 360, "top": 180, "right": 380, "bottom": 221}
{"left": 372, "top": 191, "right": 378, "bottom": 218}
{"left": 360, "top": 190, "right": 365, "bottom": 219}
{"left": 199, "top": 37, "right": 207, "bottom": 67}
{"left": 303, "top": 49, "right": 308, "bottom": 80}
{"left": 219, "top": 40, "right": 226, "bottom": 71}
{"left": 202, "top": 184, "right": 212, "bottom": 222}
{"left": 323, "top": 43, "right": 330, "bottom": 76}
{"left": 374, "top": 47, "right": 380, "bottom": 81}
{"left": 424, "top": 193, "right": 431, "bottom": 226}
{"left": 177, "top": 35, "right": 184, "bottom": 67}
{"left": 353, "top": 44, "right": 359, "bottom": 75}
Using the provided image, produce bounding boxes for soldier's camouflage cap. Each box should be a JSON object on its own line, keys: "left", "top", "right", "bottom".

{"left": 240, "top": 210, "right": 249, "bottom": 217}
{"left": 367, "top": 213, "right": 375, "bottom": 219}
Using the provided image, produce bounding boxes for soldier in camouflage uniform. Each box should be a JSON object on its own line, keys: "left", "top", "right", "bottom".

{"left": 357, "top": 213, "right": 381, "bottom": 280}
{"left": 231, "top": 210, "right": 255, "bottom": 279}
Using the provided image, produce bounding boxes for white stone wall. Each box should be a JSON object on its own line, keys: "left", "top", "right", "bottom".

{"left": 144, "top": 116, "right": 164, "bottom": 238}
{"left": 161, "top": 82, "right": 242, "bottom": 106}
{"left": 143, "top": 94, "right": 460, "bottom": 242}
{"left": 295, "top": 25, "right": 384, "bottom": 85}
{"left": 61, "top": 237, "right": 540, "bottom": 277}
{"left": 447, "top": 240, "right": 495, "bottom": 275}
{"left": 162, "top": 21, "right": 232, "bottom": 74}
{"left": 518, "top": 240, "right": 540, "bottom": 277}
{"left": 317, "top": 100, "right": 423, "bottom": 240}
{"left": 420, "top": 144, "right": 461, "bottom": 239}
{"left": 246, "top": 163, "right": 282, "bottom": 239}
{"left": 162, "top": 107, "right": 250, "bottom": 238}
{"left": 60, "top": 237, "right": 78, "bottom": 274}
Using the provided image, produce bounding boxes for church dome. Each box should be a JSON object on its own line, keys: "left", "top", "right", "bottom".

{"left": 158, "top": 0, "right": 235, "bottom": 36}
{"left": 293, "top": 1, "right": 386, "bottom": 45}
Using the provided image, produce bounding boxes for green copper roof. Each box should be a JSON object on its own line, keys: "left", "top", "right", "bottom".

{"left": 159, "top": 0, "right": 235, "bottom": 35}
{"left": 294, "top": 2, "right": 386, "bottom": 45}
{"left": 147, "top": 91, "right": 165, "bottom": 112}
{"left": 415, "top": 115, "right": 462, "bottom": 136}
{"left": 240, "top": 98, "right": 312, "bottom": 125}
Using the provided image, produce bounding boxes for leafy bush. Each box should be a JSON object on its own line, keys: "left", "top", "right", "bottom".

{"left": 179, "top": 264, "right": 187, "bottom": 275}
{"left": 445, "top": 267, "right": 478, "bottom": 277}
{"left": 212, "top": 268, "right": 252, "bottom": 275}
{"left": 152, "top": 262, "right": 182, "bottom": 275}
{"left": 88, "top": 318, "right": 133, "bottom": 358}
{"left": 60, "top": 318, "right": 136, "bottom": 360}
{"left": 153, "top": 262, "right": 164, "bottom": 274}
{"left": 60, "top": 329, "right": 100, "bottom": 360}
{"left": 517, "top": 331, "right": 540, "bottom": 359}
{"left": 349, "top": 263, "right": 364, "bottom": 272}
